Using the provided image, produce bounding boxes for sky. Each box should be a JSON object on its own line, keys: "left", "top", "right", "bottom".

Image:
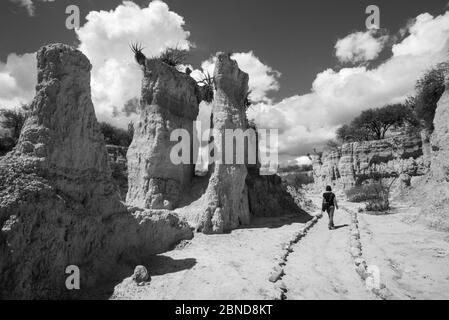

{"left": 1, "top": 0, "right": 449, "bottom": 166}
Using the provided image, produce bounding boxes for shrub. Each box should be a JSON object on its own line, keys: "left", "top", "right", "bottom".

{"left": 196, "top": 71, "right": 215, "bottom": 103}
{"left": 346, "top": 184, "right": 383, "bottom": 202}
{"left": 324, "top": 139, "right": 340, "bottom": 152}
{"left": 159, "top": 46, "right": 188, "bottom": 67}
{"left": 0, "top": 106, "right": 28, "bottom": 154}
{"left": 130, "top": 43, "right": 146, "bottom": 66}
{"left": 346, "top": 177, "right": 396, "bottom": 212}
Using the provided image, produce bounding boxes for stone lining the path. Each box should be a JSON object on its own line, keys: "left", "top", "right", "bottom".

{"left": 268, "top": 213, "right": 323, "bottom": 300}
{"left": 343, "top": 207, "right": 395, "bottom": 300}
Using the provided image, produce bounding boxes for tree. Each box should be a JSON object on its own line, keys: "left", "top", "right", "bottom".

{"left": 351, "top": 104, "right": 416, "bottom": 140}
{"left": 99, "top": 122, "right": 132, "bottom": 147}
{"left": 411, "top": 62, "right": 448, "bottom": 131}
{"left": 336, "top": 124, "right": 374, "bottom": 142}
{"left": 325, "top": 139, "right": 340, "bottom": 152}
{"left": 0, "top": 107, "right": 27, "bottom": 143}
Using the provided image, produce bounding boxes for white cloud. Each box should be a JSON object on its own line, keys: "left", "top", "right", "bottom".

{"left": 193, "top": 51, "right": 281, "bottom": 104}
{"left": 0, "top": 53, "right": 36, "bottom": 108}
{"left": 295, "top": 156, "right": 312, "bottom": 166}
{"left": 232, "top": 51, "right": 281, "bottom": 103}
{"left": 9, "top": 0, "right": 55, "bottom": 16}
{"left": 250, "top": 10, "right": 449, "bottom": 157}
{"left": 76, "top": 0, "right": 191, "bottom": 128}
{"left": 1, "top": 0, "right": 191, "bottom": 129}
{"left": 2, "top": 4, "right": 449, "bottom": 164}
{"left": 335, "top": 30, "right": 388, "bottom": 63}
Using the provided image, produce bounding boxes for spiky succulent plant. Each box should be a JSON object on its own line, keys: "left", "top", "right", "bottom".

{"left": 196, "top": 71, "right": 215, "bottom": 103}
{"left": 130, "top": 42, "right": 146, "bottom": 66}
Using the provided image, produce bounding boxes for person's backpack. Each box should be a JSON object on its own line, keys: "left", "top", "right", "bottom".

{"left": 322, "top": 192, "right": 335, "bottom": 211}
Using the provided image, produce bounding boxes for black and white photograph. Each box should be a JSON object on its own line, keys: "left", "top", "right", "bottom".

{"left": 1, "top": 0, "right": 449, "bottom": 307}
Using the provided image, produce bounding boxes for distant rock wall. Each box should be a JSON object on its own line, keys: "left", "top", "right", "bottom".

{"left": 0, "top": 44, "right": 192, "bottom": 299}
{"left": 312, "top": 134, "right": 427, "bottom": 191}
{"left": 126, "top": 58, "right": 200, "bottom": 210}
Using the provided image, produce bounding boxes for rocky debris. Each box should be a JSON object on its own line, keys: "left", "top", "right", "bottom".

{"left": 0, "top": 44, "right": 192, "bottom": 299}
{"left": 312, "top": 134, "right": 427, "bottom": 191}
{"left": 268, "top": 211, "right": 322, "bottom": 299}
{"left": 132, "top": 265, "right": 150, "bottom": 285}
{"left": 342, "top": 207, "right": 394, "bottom": 300}
{"left": 126, "top": 58, "right": 200, "bottom": 210}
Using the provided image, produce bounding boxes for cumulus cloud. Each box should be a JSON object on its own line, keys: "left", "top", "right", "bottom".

{"left": 75, "top": 0, "right": 191, "bottom": 128}
{"left": 0, "top": 53, "right": 36, "bottom": 108}
{"left": 250, "top": 10, "right": 449, "bottom": 158}
{"left": 192, "top": 51, "right": 281, "bottom": 104}
{"left": 335, "top": 30, "right": 388, "bottom": 63}
{"left": 9, "top": 0, "right": 55, "bottom": 16}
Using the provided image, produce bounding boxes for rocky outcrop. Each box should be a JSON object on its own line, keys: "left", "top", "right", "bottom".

{"left": 0, "top": 44, "right": 192, "bottom": 299}
{"left": 126, "top": 58, "right": 200, "bottom": 210}
{"left": 312, "top": 134, "right": 426, "bottom": 191}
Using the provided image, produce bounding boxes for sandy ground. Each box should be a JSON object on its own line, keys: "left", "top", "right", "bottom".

{"left": 282, "top": 196, "right": 375, "bottom": 300}
{"left": 111, "top": 194, "right": 449, "bottom": 300}
{"left": 343, "top": 201, "right": 449, "bottom": 300}
{"left": 111, "top": 215, "right": 312, "bottom": 300}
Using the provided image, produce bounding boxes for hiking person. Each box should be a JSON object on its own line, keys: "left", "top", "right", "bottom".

{"left": 322, "top": 185, "right": 338, "bottom": 230}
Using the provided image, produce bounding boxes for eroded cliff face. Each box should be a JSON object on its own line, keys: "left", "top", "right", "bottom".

{"left": 126, "top": 58, "right": 200, "bottom": 210}
{"left": 0, "top": 44, "right": 192, "bottom": 299}
{"left": 312, "top": 134, "right": 426, "bottom": 190}
{"left": 409, "top": 76, "right": 449, "bottom": 231}
{"left": 430, "top": 83, "right": 449, "bottom": 182}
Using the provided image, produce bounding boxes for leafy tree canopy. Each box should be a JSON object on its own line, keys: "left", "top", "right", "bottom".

{"left": 99, "top": 122, "right": 133, "bottom": 147}
{"left": 409, "top": 62, "right": 448, "bottom": 131}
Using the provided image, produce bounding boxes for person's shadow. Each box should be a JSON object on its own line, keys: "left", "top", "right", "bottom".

{"left": 333, "top": 224, "right": 349, "bottom": 230}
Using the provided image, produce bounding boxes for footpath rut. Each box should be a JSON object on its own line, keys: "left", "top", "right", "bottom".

{"left": 280, "top": 196, "right": 375, "bottom": 299}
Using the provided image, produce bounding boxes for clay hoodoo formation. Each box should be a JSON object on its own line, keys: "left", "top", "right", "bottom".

{"left": 126, "top": 57, "right": 200, "bottom": 210}
{"left": 180, "top": 53, "right": 252, "bottom": 233}
{"left": 176, "top": 53, "right": 309, "bottom": 233}
{"left": 0, "top": 44, "right": 192, "bottom": 299}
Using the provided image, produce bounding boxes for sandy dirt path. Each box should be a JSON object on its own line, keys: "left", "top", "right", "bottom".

{"left": 110, "top": 193, "right": 449, "bottom": 300}
{"left": 111, "top": 215, "right": 312, "bottom": 300}
{"left": 282, "top": 196, "right": 375, "bottom": 300}
{"left": 343, "top": 201, "right": 449, "bottom": 300}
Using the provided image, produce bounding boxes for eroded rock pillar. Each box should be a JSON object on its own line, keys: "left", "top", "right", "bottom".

{"left": 126, "top": 59, "right": 200, "bottom": 209}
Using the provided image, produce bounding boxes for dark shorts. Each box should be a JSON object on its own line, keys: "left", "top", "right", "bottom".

{"left": 322, "top": 205, "right": 335, "bottom": 213}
